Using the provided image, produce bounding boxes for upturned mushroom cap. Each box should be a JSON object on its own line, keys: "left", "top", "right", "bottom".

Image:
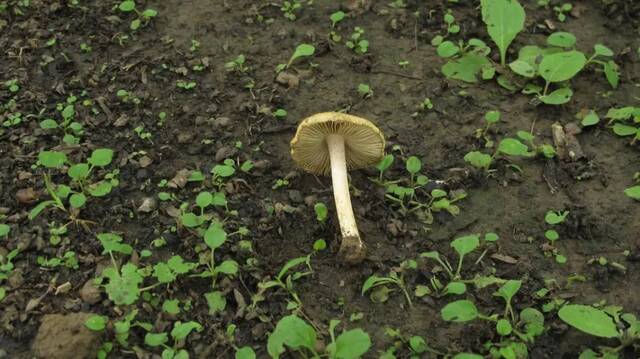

{"left": 290, "top": 112, "right": 385, "bottom": 175}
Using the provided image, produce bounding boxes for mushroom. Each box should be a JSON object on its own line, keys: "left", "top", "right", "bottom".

{"left": 290, "top": 112, "right": 385, "bottom": 263}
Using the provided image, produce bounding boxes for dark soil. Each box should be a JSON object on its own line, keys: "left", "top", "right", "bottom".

{"left": 1, "top": 0, "right": 640, "bottom": 358}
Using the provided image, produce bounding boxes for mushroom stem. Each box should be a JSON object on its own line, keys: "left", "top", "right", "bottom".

{"left": 326, "top": 134, "right": 366, "bottom": 263}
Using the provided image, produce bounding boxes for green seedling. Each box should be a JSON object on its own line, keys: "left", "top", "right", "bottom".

{"left": 2, "top": 112, "right": 22, "bottom": 127}
{"left": 144, "top": 321, "right": 203, "bottom": 359}
{"left": 480, "top": 0, "right": 525, "bottom": 66}
{"left": 5, "top": 79, "right": 19, "bottom": 92}
{"left": 116, "top": 89, "right": 140, "bottom": 104}
{"left": 0, "top": 248, "right": 18, "bottom": 302}
{"left": 224, "top": 54, "right": 249, "bottom": 73}
{"left": 475, "top": 110, "right": 501, "bottom": 147}
{"left": 553, "top": 3, "right": 572, "bottom": 22}
{"left": 281, "top": 0, "right": 302, "bottom": 21}
{"left": 250, "top": 253, "right": 314, "bottom": 311}
{"left": 80, "top": 42, "right": 92, "bottom": 53}
{"left": 559, "top": 304, "right": 639, "bottom": 357}
{"left": 605, "top": 106, "right": 640, "bottom": 144}
{"left": 420, "top": 98, "right": 434, "bottom": 111}
{"left": 193, "top": 224, "right": 239, "bottom": 289}
{"left": 176, "top": 80, "right": 196, "bottom": 90}
{"left": 493, "top": 280, "right": 522, "bottom": 322}
{"left": 268, "top": 315, "right": 372, "bottom": 359}
{"left": 346, "top": 27, "right": 369, "bottom": 54}
{"left": 438, "top": 38, "right": 494, "bottom": 83}
{"left": 30, "top": 149, "right": 118, "bottom": 224}
{"left": 189, "top": 39, "right": 200, "bottom": 52}
{"left": 380, "top": 328, "right": 443, "bottom": 357}
{"left": 357, "top": 83, "right": 372, "bottom": 98}
{"left": 516, "top": 131, "right": 556, "bottom": 158}
{"left": 625, "top": 186, "right": 640, "bottom": 201}
{"left": 543, "top": 210, "right": 569, "bottom": 263}
{"left": 362, "top": 260, "right": 415, "bottom": 307}
{"left": 37, "top": 251, "right": 79, "bottom": 269}
{"left": 273, "top": 108, "right": 287, "bottom": 119}
{"left": 330, "top": 10, "right": 345, "bottom": 28}
{"left": 587, "top": 256, "right": 627, "bottom": 273}
{"left": 314, "top": 202, "right": 328, "bottom": 223}
{"left": 430, "top": 10, "right": 460, "bottom": 46}
{"left": 277, "top": 43, "right": 315, "bottom": 72}
{"left": 117, "top": 1, "right": 158, "bottom": 31}
{"left": 134, "top": 125, "right": 152, "bottom": 142}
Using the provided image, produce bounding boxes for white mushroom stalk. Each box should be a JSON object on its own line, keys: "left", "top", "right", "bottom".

{"left": 290, "top": 112, "right": 385, "bottom": 264}
{"left": 326, "top": 134, "right": 365, "bottom": 263}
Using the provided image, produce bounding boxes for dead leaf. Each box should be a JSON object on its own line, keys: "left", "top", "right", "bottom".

{"left": 490, "top": 253, "right": 518, "bottom": 264}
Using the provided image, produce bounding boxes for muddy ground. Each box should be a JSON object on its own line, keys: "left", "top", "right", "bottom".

{"left": 1, "top": 0, "right": 640, "bottom": 358}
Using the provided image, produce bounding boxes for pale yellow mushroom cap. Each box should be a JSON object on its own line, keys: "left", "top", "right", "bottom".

{"left": 290, "top": 112, "right": 385, "bottom": 176}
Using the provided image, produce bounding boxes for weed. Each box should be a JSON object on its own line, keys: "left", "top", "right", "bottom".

{"left": 176, "top": 80, "right": 196, "bottom": 90}
{"left": 357, "top": 83, "right": 372, "bottom": 98}
{"left": 276, "top": 43, "right": 315, "bottom": 72}
{"left": 117, "top": 1, "right": 158, "bottom": 31}
{"left": 267, "top": 315, "right": 371, "bottom": 358}
{"left": 314, "top": 202, "right": 328, "bottom": 223}
{"left": 553, "top": 3, "right": 572, "bottom": 22}
{"left": 144, "top": 321, "right": 203, "bottom": 359}
{"left": 281, "top": 0, "right": 302, "bottom": 21}
{"left": 250, "top": 253, "right": 314, "bottom": 311}
{"left": 346, "top": 27, "right": 369, "bottom": 54}
{"left": 224, "top": 54, "right": 249, "bottom": 73}
{"left": 362, "top": 260, "right": 416, "bottom": 306}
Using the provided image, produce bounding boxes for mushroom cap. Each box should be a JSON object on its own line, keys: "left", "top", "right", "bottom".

{"left": 290, "top": 112, "right": 385, "bottom": 175}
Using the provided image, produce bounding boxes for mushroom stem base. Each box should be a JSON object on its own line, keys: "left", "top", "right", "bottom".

{"left": 326, "top": 134, "right": 366, "bottom": 264}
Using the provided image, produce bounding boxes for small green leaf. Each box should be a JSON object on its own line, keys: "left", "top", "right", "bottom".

{"left": 594, "top": 44, "right": 614, "bottom": 57}
{"left": 539, "top": 87, "right": 573, "bottom": 105}
{"left": 0, "top": 224, "right": 9, "bottom": 238}
{"left": 40, "top": 119, "right": 58, "bottom": 129}
{"left": 142, "top": 8, "right": 158, "bottom": 18}
{"left": 581, "top": 110, "right": 600, "bottom": 127}
{"left": 69, "top": 193, "right": 87, "bottom": 208}
{"left": 68, "top": 163, "right": 89, "bottom": 181}
{"left": 235, "top": 347, "right": 256, "bottom": 359}
{"left": 464, "top": 151, "right": 492, "bottom": 169}
{"left": 214, "top": 260, "right": 239, "bottom": 275}
{"left": 444, "top": 282, "right": 467, "bottom": 295}
{"left": 204, "top": 226, "right": 227, "bottom": 249}
{"left": 539, "top": 51, "right": 586, "bottom": 83}
{"left": 442, "top": 54, "right": 491, "bottom": 83}
{"left": 441, "top": 300, "right": 479, "bottom": 322}
{"left": 212, "top": 164, "right": 235, "bottom": 178}
{"left": 326, "top": 328, "right": 371, "bottom": 359}
{"left": 624, "top": 186, "right": 640, "bottom": 200}
{"left": 205, "top": 291, "right": 227, "bottom": 315}
{"left": 89, "top": 148, "right": 114, "bottom": 167}
{"left": 558, "top": 304, "right": 618, "bottom": 338}
{"left": 196, "top": 192, "right": 213, "bottom": 208}
{"left": 545, "top": 210, "right": 569, "bottom": 225}
{"left": 546, "top": 32, "right": 576, "bottom": 48}
{"left": 87, "top": 181, "right": 113, "bottom": 197}
{"left": 376, "top": 154, "right": 394, "bottom": 173}
{"left": 39, "top": 151, "right": 67, "bottom": 168}
{"left": 119, "top": 0, "right": 135, "bottom": 12}
{"left": 498, "top": 138, "right": 531, "bottom": 156}
{"left": 145, "top": 332, "right": 168, "bottom": 347}
{"left": 85, "top": 315, "right": 108, "bottom": 331}
{"left": 451, "top": 235, "right": 480, "bottom": 257}
{"left": 290, "top": 44, "right": 315, "bottom": 63}
{"left": 436, "top": 41, "right": 459, "bottom": 58}
{"left": 162, "top": 299, "right": 180, "bottom": 314}
{"left": 604, "top": 61, "right": 620, "bottom": 89}
{"left": 171, "top": 321, "right": 202, "bottom": 341}
{"left": 509, "top": 60, "right": 536, "bottom": 78}
{"left": 267, "top": 315, "right": 317, "bottom": 358}
{"left": 496, "top": 318, "right": 513, "bottom": 335}
{"left": 406, "top": 156, "right": 422, "bottom": 174}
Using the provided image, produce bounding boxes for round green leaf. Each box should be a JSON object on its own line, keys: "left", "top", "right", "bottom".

{"left": 464, "top": 151, "right": 492, "bottom": 169}
{"left": 509, "top": 60, "right": 535, "bottom": 78}
{"left": 235, "top": 347, "right": 256, "bottom": 359}
{"left": 205, "top": 291, "right": 227, "bottom": 315}
{"left": 326, "top": 328, "right": 371, "bottom": 359}
{"left": 441, "top": 300, "right": 479, "bottom": 322}
{"left": 89, "top": 148, "right": 114, "bottom": 167}
{"left": 547, "top": 32, "right": 576, "bottom": 48}
{"left": 594, "top": 44, "right": 614, "bottom": 57}
{"left": 539, "top": 51, "right": 586, "bottom": 83}
{"left": 437, "top": 41, "right": 459, "bottom": 58}
{"left": 40, "top": 119, "right": 58, "bottom": 129}
{"left": 0, "top": 224, "right": 10, "bottom": 238}
{"left": 539, "top": 88, "right": 573, "bottom": 105}
{"left": 498, "top": 138, "right": 530, "bottom": 156}
{"left": 204, "top": 226, "right": 227, "bottom": 249}
{"left": 119, "top": 0, "right": 135, "bottom": 12}
{"left": 196, "top": 192, "right": 213, "bottom": 208}
{"left": 581, "top": 110, "right": 600, "bottom": 127}
{"left": 406, "top": 156, "right": 422, "bottom": 174}
{"left": 39, "top": 151, "right": 67, "bottom": 168}
{"left": 450, "top": 235, "right": 480, "bottom": 257}
{"left": 624, "top": 186, "right": 640, "bottom": 200}
{"left": 444, "top": 282, "right": 467, "bottom": 295}
{"left": 496, "top": 319, "right": 513, "bottom": 336}
{"left": 142, "top": 8, "right": 158, "bottom": 18}
{"left": 68, "top": 163, "right": 89, "bottom": 181}
{"left": 87, "top": 181, "right": 113, "bottom": 197}
{"left": 558, "top": 304, "right": 618, "bottom": 338}
{"left": 69, "top": 193, "right": 87, "bottom": 208}
{"left": 144, "top": 332, "right": 168, "bottom": 347}
{"left": 85, "top": 315, "right": 108, "bottom": 331}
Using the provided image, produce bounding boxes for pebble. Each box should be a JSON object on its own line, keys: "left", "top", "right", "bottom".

{"left": 80, "top": 279, "right": 102, "bottom": 304}
{"left": 214, "top": 117, "right": 232, "bottom": 129}
{"left": 288, "top": 190, "right": 303, "bottom": 203}
{"left": 215, "top": 146, "right": 238, "bottom": 162}
{"left": 15, "top": 187, "right": 38, "bottom": 204}
{"left": 177, "top": 132, "right": 194, "bottom": 144}
{"left": 137, "top": 197, "right": 157, "bottom": 213}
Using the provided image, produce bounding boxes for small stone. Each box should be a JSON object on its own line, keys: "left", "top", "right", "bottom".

{"left": 177, "top": 132, "right": 194, "bottom": 144}
{"left": 137, "top": 197, "right": 157, "bottom": 213}
{"left": 215, "top": 146, "right": 238, "bottom": 162}
{"left": 304, "top": 195, "right": 318, "bottom": 207}
{"left": 17, "top": 171, "right": 33, "bottom": 180}
{"left": 32, "top": 312, "right": 102, "bottom": 359}
{"left": 288, "top": 190, "right": 303, "bottom": 203}
{"left": 80, "top": 279, "right": 101, "bottom": 304}
{"left": 8, "top": 269, "right": 24, "bottom": 289}
{"left": 214, "top": 117, "right": 232, "bottom": 129}
{"left": 16, "top": 187, "right": 38, "bottom": 204}
{"left": 138, "top": 155, "right": 153, "bottom": 168}
{"left": 275, "top": 71, "right": 300, "bottom": 88}
{"left": 114, "top": 114, "right": 129, "bottom": 127}
{"left": 253, "top": 159, "right": 272, "bottom": 171}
